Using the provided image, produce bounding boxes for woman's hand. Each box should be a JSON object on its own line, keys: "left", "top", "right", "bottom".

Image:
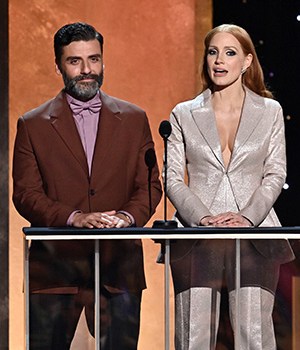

{"left": 200, "top": 212, "right": 252, "bottom": 227}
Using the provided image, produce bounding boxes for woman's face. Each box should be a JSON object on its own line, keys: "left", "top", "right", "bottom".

{"left": 206, "top": 32, "right": 252, "bottom": 89}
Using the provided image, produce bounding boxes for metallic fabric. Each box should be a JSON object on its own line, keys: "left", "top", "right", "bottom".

{"left": 166, "top": 87, "right": 286, "bottom": 228}
{"left": 229, "top": 287, "right": 276, "bottom": 350}
{"left": 175, "top": 288, "right": 220, "bottom": 349}
{"left": 175, "top": 287, "right": 275, "bottom": 350}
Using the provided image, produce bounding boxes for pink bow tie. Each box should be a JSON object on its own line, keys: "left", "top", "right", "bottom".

{"left": 70, "top": 99, "right": 102, "bottom": 115}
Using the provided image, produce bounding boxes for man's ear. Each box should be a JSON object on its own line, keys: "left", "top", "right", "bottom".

{"left": 55, "top": 63, "right": 61, "bottom": 76}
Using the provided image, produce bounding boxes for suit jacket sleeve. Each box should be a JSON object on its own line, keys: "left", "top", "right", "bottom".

{"left": 239, "top": 104, "right": 286, "bottom": 226}
{"left": 12, "top": 116, "right": 76, "bottom": 226}
{"left": 166, "top": 106, "right": 212, "bottom": 226}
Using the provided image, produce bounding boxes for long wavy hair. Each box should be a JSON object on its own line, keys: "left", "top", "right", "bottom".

{"left": 200, "top": 24, "right": 273, "bottom": 98}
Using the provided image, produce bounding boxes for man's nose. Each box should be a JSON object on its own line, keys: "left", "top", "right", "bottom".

{"left": 81, "top": 61, "right": 91, "bottom": 74}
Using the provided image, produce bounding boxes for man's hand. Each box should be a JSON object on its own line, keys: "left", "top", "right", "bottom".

{"left": 72, "top": 210, "right": 131, "bottom": 228}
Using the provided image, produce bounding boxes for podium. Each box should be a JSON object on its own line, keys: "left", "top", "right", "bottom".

{"left": 23, "top": 226, "right": 300, "bottom": 350}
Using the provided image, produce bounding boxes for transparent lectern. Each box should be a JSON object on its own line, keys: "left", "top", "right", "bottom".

{"left": 23, "top": 226, "right": 300, "bottom": 350}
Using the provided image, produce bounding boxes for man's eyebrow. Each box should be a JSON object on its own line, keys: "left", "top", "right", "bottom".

{"left": 65, "top": 53, "right": 102, "bottom": 62}
{"left": 88, "top": 53, "right": 102, "bottom": 58}
{"left": 65, "top": 56, "right": 81, "bottom": 61}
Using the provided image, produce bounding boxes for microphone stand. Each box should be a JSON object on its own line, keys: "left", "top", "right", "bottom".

{"left": 152, "top": 120, "right": 177, "bottom": 350}
{"left": 145, "top": 148, "right": 156, "bottom": 218}
{"left": 153, "top": 120, "right": 177, "bottom": 229}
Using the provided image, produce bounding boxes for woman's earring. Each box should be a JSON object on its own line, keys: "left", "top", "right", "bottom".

{"left": 241, "top": 67, "right": 247, "bottom": 75}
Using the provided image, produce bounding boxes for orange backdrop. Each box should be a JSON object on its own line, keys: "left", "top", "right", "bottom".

{"left": 9, "top": 1, "right": 212, "bottom": 348}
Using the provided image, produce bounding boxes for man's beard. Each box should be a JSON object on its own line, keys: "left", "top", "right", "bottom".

{"left": 62, "top": 71, "right": 104, "bottom": 101}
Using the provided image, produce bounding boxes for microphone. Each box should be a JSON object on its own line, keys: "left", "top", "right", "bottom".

{"left": 145, "top": 148, "right": 156, "bottom": 217}
{"left": 159, "top": 120, "right": 172, "bottom": 139}
{"left": 153, "top": 121, "right": 177, "bottom": 338}
{"left": 145, "top": 148, "right": 156, "bottom": 169}
{"left": 153, "top": 120, "right": 177, "bottom": 229}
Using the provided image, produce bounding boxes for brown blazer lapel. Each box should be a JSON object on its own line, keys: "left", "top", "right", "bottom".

{"left": 49, "top": 92, "right": 89, "bottom": 175}
{"left": 91, "top": 91, "right": 122, "bottom": 174}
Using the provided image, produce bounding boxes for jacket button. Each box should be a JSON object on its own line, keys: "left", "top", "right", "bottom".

{"left": 90, "top": 189, "right": 96, "bottom": 196}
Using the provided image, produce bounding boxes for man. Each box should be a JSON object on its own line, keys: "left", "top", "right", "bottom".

{"left": 13, "top": 22, "right": 162, "bottom": 349}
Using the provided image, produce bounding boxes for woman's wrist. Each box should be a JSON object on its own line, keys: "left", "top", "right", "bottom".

{"left": 200, "top": 216, "right": 212, "bottom": 226}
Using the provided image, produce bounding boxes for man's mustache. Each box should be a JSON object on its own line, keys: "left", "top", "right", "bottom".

{"left": 73, "top": 74, "right": 101, "bottom": 83}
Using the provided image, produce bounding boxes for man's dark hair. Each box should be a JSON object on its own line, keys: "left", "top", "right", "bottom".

{"left": 54, "top": 22, "right": 104, "bottom": 67}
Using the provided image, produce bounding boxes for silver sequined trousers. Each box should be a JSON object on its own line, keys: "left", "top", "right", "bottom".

{"left": 175, "top": 287, "right": 276, "bottom": 350}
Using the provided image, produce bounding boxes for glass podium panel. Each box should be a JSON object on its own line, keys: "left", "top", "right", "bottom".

{"left": 23, "top": 227, "right": 300, "bottom": 350}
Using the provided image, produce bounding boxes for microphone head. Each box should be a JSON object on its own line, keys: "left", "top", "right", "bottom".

{"left": 159, "top": 120, "right": 172, "bottom": 139}
{"left": 145, "top": 148, "right": 156, "bottom": 169}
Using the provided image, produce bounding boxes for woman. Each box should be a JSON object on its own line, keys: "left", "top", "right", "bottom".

{"left": 166, "top": 24, "right": 294, "bottom": 349}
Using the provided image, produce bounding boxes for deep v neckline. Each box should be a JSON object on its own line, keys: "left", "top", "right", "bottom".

{"left": 213, "top": 96, "right": 245, "bottom": 170}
